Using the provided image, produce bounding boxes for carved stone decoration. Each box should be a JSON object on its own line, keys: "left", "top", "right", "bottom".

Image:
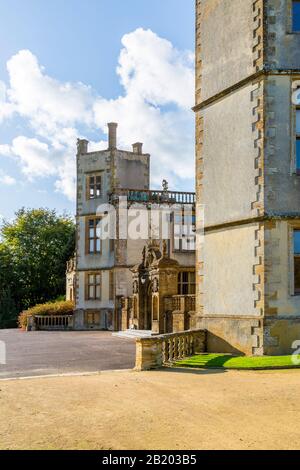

{"left": 145, "top": 240, "right": 162, "bottom": 267}
{"left": 162, "top": 240, "right": 168, "bottom": 257}
{"left": 133, "top": 280, "right": 139, "bottom": 294}
{"left": 153, "top": 277, "right": 159, "bottom": 293}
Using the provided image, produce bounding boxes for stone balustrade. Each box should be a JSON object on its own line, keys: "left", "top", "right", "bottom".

{"left": 165, "top": 295, "right": 196, "bottom": 313}
{"left": 135, "top": 329, "right": 206, "bottom": 371}
{"left": 111, "top": 188, "right": 196, "bottom": 205}
{"left": 29, "top": 315, "right": 74, "bottom": 331}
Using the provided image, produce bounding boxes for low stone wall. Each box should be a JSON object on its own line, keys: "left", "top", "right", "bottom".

{"left": 135, "top": 329, "right": 206, "bottom": 371}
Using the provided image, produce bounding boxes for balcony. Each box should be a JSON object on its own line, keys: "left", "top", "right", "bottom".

{"left": 165, "top": 295, "right": 196, "bottom": 313}
{"left": 110, "top": 188, "right": 195, "bottom": 205}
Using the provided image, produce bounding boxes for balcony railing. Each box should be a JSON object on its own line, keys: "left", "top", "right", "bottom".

{"left": 165, "top": 295, "right": 196, "bottom": 313}
{"left": 111, "top": 189, "right": 195, "bottom": 205}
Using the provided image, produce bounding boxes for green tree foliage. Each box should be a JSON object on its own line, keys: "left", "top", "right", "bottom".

{"left": 0, "top": 287, "right": 18, "bottom": 329}
{"left": 0, "top": 208, "right": 75, "bottom": 327}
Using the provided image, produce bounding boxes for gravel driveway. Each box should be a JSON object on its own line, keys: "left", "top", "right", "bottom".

{"left": 0, "top": 329, "right": 135, "bottom": 379}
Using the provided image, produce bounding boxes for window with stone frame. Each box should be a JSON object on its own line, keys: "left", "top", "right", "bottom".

{"left": 86, "top": 217, "right": 102, "bottom": 254}
{"left": 292, "top": 0, "right": 300, "bottom": 32}
{"left": 173, "top": 210, "right": 196, "bottom": 252}
{"left": 178, "top": 271, "right": 196, "bottom": 295}
{"left": 86, "top": 273, "right": 101, "bottom": 300}
{"left": 87, "top": 174, "right": 102, "bottom": 200}
{"left": 85, "top": 311, "right": 100, "bottom": 327}
{"left": 294, "top": 230, "right": 300, "bottom": 295}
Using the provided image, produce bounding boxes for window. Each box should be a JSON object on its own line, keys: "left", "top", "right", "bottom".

{"left": 292, "top": 1, "right": 300, "bottom": 32}
{"left": 87, "top": 218, "right": 102, "bottom": 254}
{"left": 296, "top": 107, "right": 300, "bottom": 174}
{"left": 87, "top": 174, "right": 102, "bottom": 200}
{"left": 178, "top": 272, "right": 196, "bottom": 295}
{"left": 85, "top": 311, "right": 100, "bottom": 327}
{"left": 86, "top": 273, "right": 101, "bottom": 300}
{"left": 174, "top": 210, "right": 196, "bottom": 252}
{"left": 294, "top": 230, "right": 300, "bottom": 295}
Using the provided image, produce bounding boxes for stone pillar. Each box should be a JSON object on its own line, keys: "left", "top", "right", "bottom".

{"left": 108, "top": 122, "right": 118, "bottom": 149}
{"left": 192, "top": 330, "right": 206, "bottom": 354}
{"left": 121, "top": 298, "right": 129, "bottom": 331}
{"left": 26, "top": 316, "right": 36, "bottom": 332}
{"left": 172, "top": 313, "right": 185, "bottom": 333}
{"left": 135, "top": 337, "right": 163, "bottom": 371}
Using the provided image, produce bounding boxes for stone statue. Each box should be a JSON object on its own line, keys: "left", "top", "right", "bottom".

{"left": 162, "top": 179, "right": 169, "bottom": 192}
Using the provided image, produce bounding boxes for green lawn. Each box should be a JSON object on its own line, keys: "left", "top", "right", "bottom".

{"left": 174, "top": 353, "right": 300, "bottom": 370}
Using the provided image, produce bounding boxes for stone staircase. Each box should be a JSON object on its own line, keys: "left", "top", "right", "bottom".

{"left": 113, "top": 329, "right": 153, "bottom": 339}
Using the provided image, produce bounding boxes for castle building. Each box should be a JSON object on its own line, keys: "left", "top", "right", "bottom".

{"left": 72, "top": 123, "right": 195, "bottom": 332}
{"left": 195, "top": 0, "right": 300, "bottom": 355}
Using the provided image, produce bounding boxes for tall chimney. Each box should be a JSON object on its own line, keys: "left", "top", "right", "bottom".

{"left": 77, "top": 138, "right": 89, "bottom": 155}
{"left": 132, "top": 142, "right": 143, "bottom": 154}
{"left": 108, "top": 122, "right": 118, "bottom": 149}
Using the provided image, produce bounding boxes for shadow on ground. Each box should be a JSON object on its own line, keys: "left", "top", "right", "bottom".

{"left": 158, "top": 366, "right": 227, "bottom": 375}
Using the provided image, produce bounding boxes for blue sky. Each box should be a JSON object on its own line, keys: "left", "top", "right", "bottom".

{"left": 0, "top": 0, "right": 195, "bottom": 220}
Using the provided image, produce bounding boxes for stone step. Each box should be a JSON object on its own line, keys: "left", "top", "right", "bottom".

{"left": 113, "top": 330, "right": 153, "bottom": 339}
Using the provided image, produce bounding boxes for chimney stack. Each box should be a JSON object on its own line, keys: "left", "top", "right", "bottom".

{"left": 77, "top": 138, "right": 89, "bottom": 155}
{"left": 108, "top": 122, "right": 118, "bottom": 149}
{"left": 132, "top": 142, "right": 143, "bottom": 154}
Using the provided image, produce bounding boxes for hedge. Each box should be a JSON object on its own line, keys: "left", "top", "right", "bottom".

{"left": 19, "top": 300, "right": 74, "bottom": 329}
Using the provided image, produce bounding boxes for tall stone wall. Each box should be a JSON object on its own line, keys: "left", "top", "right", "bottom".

{"left": 195, "top": 0, "right": 300, "bottom": 355}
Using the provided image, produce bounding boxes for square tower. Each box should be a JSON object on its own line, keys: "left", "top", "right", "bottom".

{"left": 195, "top": 0, "right": 300, "bottom": 355}
{"left": 75, "top": 124, "right": 150, "bottom": 331}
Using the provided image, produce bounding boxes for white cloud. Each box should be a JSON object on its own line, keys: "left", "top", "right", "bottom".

{"left": 10, "top": 136, "right": 58, "bottom": 178}
{"left": 0, "top": 81, "right": 6, "bottom": 102}
{"left": 7, "top": 50, "right": 94, "bottom": 130}
{"left": 0, "top": 80, "right": 15, "bottom": 122}
{"left": 0, "top": 28, "right": 195, "bottom": 200}
{"left": 0, "top": 170, "right": 16, "bottom": 186}
{"left": 117, "top": 28, "right": 194, "bottom": 108}
{"left": 0, "top": 144, "right": 12, "bottom": 157}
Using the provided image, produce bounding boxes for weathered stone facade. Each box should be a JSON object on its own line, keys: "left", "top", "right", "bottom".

{"left": 66, "top": 255, "right": 76, "bottom": 302}
{"left": 122, "top": 240, "right": 196, "bottom": 335}
{"left": 194, "top": 0, "right": 300, "bottom": 355}
{"left": 74, "top": 123, "right": 150, "bottom": 330}
{"left": 73, "top": 124, "right": 195, "bottom": 331}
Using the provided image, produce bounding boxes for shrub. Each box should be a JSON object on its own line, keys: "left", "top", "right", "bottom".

{"left": 18, "top": 300, "right": 74, "bottom": 329}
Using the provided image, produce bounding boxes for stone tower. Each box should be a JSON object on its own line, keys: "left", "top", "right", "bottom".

{"left": 194, "top": 0, "right": 300, "bottom": 355}
{"left": 75, "top": 123, "right": 150, "bottom": 331}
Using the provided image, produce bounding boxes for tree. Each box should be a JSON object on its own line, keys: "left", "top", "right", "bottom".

{"left": 0, "top": 287, "right": 18, "bottom": 329}
{"left": 0, "top": 208, "right": 75, "bottom": 327}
